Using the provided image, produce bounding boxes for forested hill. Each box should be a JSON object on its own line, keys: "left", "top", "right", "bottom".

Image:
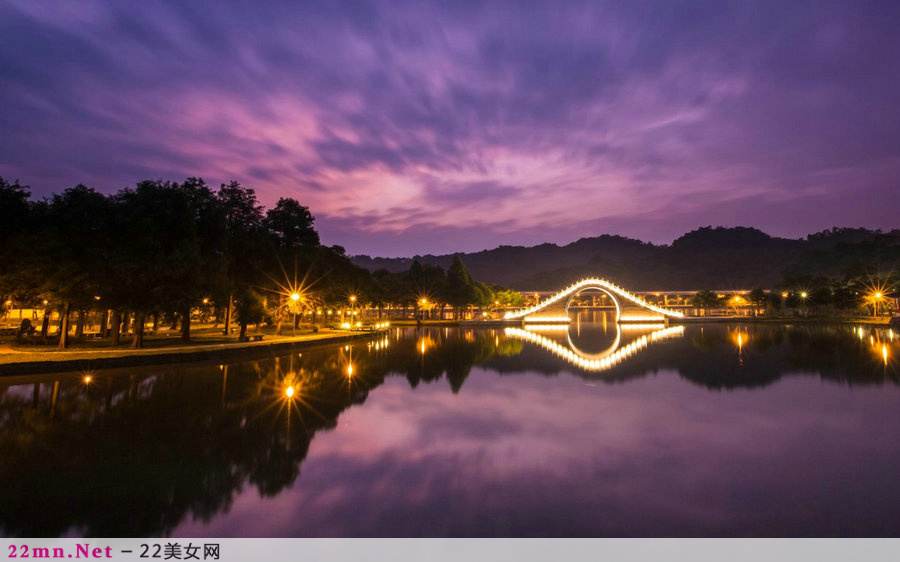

{"left": 351, "top": 227, "right": 900, "bottom": 290}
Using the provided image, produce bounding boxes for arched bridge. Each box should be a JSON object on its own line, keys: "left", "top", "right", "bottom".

{"left": 504, "top": 278, "right": 685, "bottom": 324}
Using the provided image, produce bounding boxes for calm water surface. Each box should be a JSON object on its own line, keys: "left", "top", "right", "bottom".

{"left": 2, "top": 312, "right": 899, "bottom": 537}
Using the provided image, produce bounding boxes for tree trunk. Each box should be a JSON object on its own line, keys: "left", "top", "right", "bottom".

{"left": 152, "top": 313, "right": 159, "bottom": 335}
{"left": 121, "top": 311, "right": 130, "bottom": 335}
{"left": 223, "top": 293, "right": 234, "bottom": 335}
{"left": 110, "top": 309, "right": 121, "bottom": 346}
{"left": 40, "top": 308, "right": 50, "bottom": 338}
{"left": 98, "top": 309, "right": 109, "bottom": 336}
{"left": 180, "top": 306, "right": 191, "bottom": 343}
{"left": 75, "top": 309, "right": 85, "bottom": 338}
{"left": 239, "top": 319, "right": 248, "bottom": 340}
{"left": 131, "top": 312, "right": 145, "bottom": 349}
{"left": 58, "top": 302, "right": 71, "bottom": 349}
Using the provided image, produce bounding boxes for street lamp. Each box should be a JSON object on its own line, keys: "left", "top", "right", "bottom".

{"left": 290, "top": 292, "right": 300, "bottom": 336}
{"left": 873, "top": 291, "right": 884, "bottom": 318}
{"left": 420, "top": 298, "right": 428, "bottom": 321}
{"left": 349, "top": 295, "right": 357, "bottom": 322}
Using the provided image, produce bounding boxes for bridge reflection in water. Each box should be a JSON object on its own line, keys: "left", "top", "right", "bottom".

{"left": 505, "top": 321, "right": 684, "bottom": 373}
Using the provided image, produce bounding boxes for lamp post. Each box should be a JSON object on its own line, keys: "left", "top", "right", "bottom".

{"left": 420, "top": 298, "right": 428, "bottom": 321}
{"left": 290, "top": 292, "right": 300, "bottom": 336}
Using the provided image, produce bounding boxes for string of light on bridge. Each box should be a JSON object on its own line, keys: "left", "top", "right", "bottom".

{"left": 504, "top": 278, "right": 685, "bottom": 322}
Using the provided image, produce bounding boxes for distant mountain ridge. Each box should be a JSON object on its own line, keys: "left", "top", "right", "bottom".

{"left": 351, "top": 227, "right": 900, "bottom": 290}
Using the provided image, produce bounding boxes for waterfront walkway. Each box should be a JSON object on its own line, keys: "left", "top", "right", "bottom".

{"left": 0, "top": 327, "right": 384, "bottom": 376}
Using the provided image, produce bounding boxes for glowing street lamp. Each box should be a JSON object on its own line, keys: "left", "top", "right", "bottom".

{"left": 289, "top": 292, "right": 301, "bottom": 336}
{"left": 871, "top": 291, "right": 885, "bottom": 318}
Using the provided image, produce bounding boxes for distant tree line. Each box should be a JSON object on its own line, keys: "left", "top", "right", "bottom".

{"left": 0, "top": 177, "right": 514, "bottom": 348}
{"left": 367, "top": 255, "right": 524, "bottom": 320}
{"left": 689, "top": 268, "right": 897, "bottom": 317}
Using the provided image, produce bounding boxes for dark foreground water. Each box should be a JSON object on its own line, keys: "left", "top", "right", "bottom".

{"left": 2, "top": 312, "right": 899, "bottom": 537}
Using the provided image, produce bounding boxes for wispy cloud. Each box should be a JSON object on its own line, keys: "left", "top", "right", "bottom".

{"left": 1, "top": 0, "right": 898, "bottom": 255}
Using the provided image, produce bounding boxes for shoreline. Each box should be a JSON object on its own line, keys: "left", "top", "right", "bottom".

{"left": 0, "top": 330, "right": 387, "bottom": 377}
{"left": 2, "top": 316, "right": 894, "bottom": 376}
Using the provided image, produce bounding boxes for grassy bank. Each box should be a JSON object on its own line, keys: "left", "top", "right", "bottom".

{"left": 0, "top": 324, "right": 386, "bottom": 375}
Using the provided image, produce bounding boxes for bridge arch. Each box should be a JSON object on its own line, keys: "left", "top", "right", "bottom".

{"left": 503, "top": 278, "right": 684, "bottom": 324}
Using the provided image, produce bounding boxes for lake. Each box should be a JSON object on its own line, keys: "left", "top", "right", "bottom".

{"left": 1, "top": 312, "right": 898, "bottom": 537}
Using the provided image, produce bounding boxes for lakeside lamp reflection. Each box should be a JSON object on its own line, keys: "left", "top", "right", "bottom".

{"left": 883, "top": 345, "right": 889, "bottom": 366}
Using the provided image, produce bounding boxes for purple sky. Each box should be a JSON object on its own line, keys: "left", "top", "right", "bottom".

{"left": 1, "top": 1, "right": 898, "bottom": 256}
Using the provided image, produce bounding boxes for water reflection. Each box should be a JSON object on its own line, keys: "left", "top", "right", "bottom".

{"left": 0, "top": 319, "right": 899, "bottom": 537}
{"left": 504, "top": 323, "right": 684, "bottom": 373}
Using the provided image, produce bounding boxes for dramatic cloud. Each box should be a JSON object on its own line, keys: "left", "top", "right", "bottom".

{"left": 1, "top": 0, "right": 898, "bottom": 255}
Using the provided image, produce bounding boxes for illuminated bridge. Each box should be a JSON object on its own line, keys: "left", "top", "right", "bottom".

{"left": 504, "top": 278, "right": 685, "bottom": 324}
